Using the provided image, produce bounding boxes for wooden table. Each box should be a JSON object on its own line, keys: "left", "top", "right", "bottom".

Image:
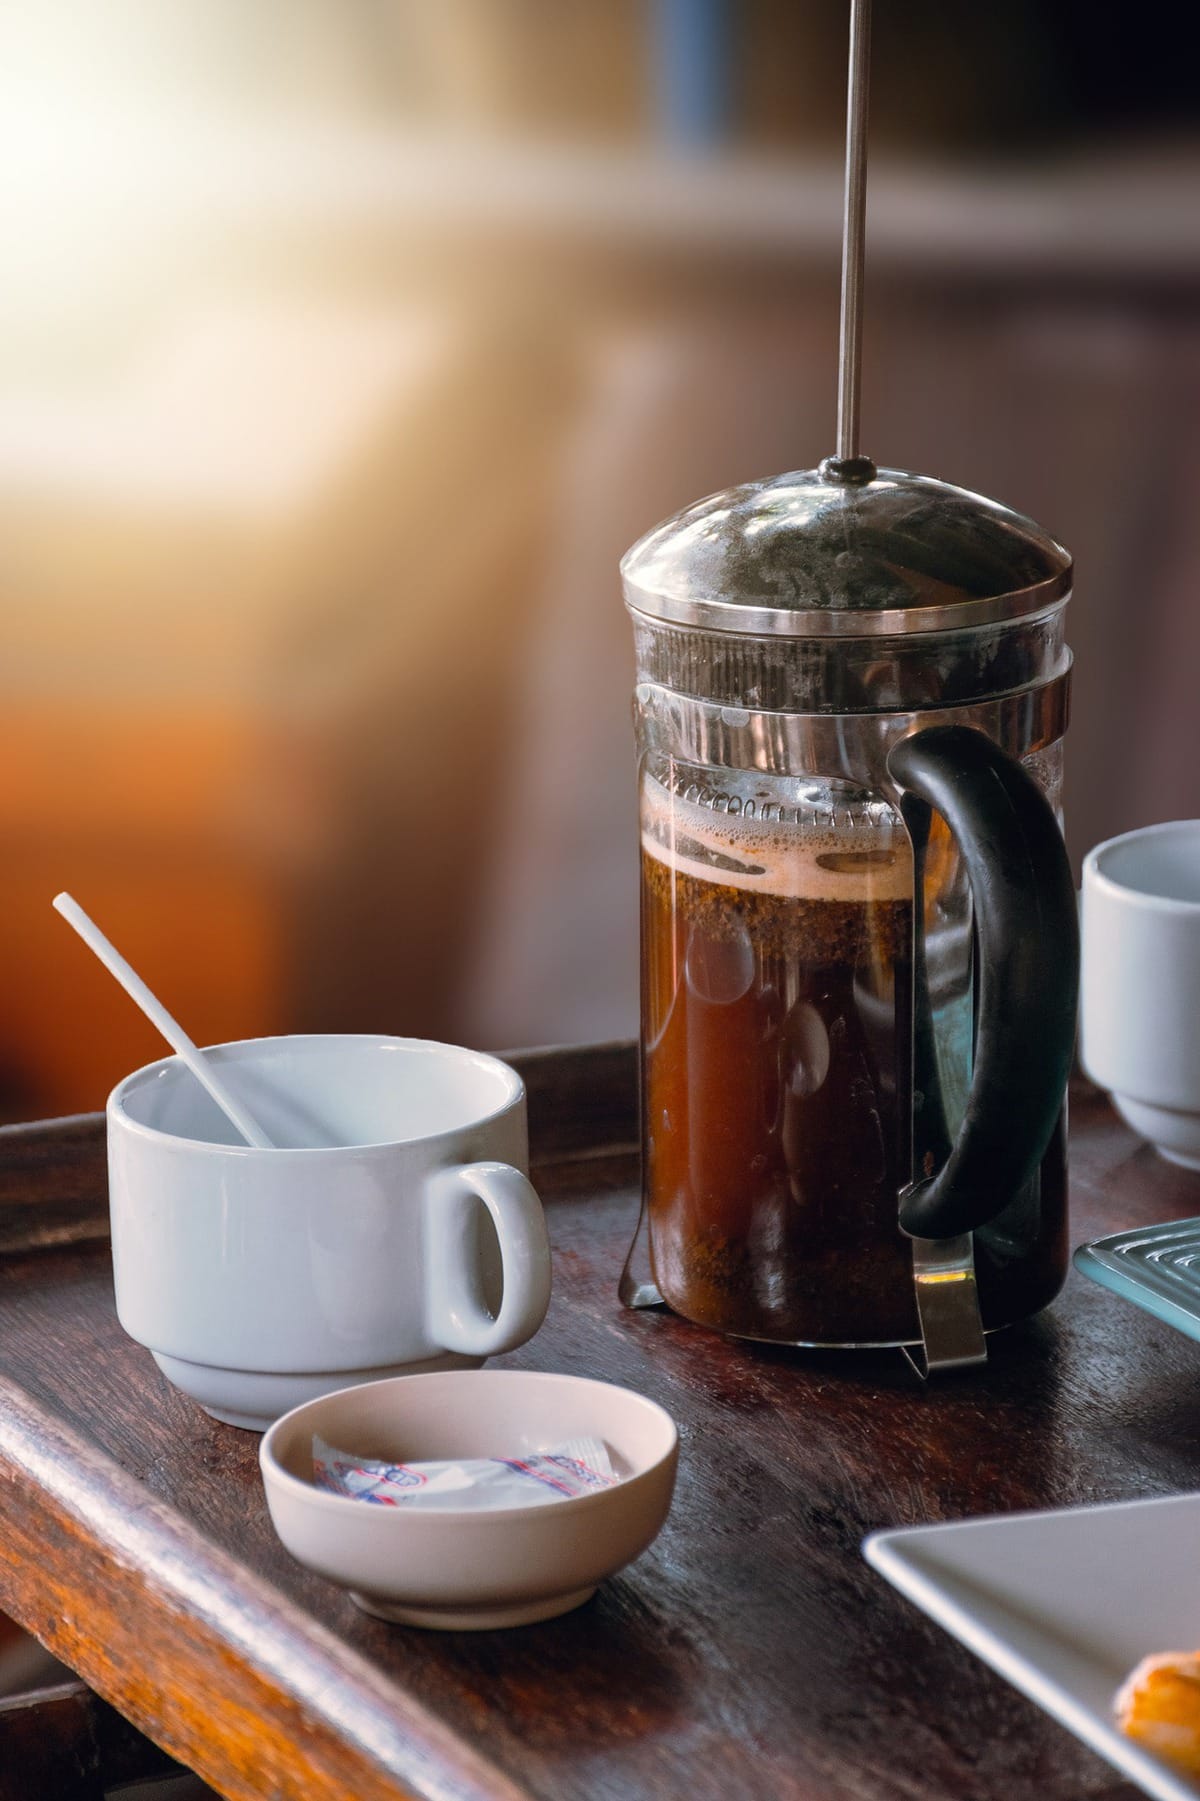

{"left": 1, "top": 1043, "right": 1198, "bottom": 1801}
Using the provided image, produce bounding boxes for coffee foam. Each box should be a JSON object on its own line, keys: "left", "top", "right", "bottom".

{"left": 641, "top": 780, "right": 913, "bottom": 903}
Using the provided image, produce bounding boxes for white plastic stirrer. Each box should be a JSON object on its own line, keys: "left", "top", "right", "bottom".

{"left": 52, "top": 891, "right": 276, "bottom": 1150}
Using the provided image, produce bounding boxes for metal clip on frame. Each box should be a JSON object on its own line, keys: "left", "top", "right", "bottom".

{"left": 618, "top": 1182, "right": 664, "bottom": 1311}
{"left": 901, "top": 1234, "right": 987, "bottom": 1378}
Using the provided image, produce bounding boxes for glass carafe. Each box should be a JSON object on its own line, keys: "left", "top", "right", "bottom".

{"left": 623, "top": 466, "right": 1079, "bottom": 1368}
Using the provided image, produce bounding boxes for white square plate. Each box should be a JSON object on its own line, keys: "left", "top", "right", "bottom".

{"left": 865, "top": 1493, "right": 1200, "bottom": 1801}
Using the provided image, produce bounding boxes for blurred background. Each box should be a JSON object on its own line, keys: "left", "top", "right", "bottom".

{"left": 2, "top": 0, "right": 1199, "bottom": 1122}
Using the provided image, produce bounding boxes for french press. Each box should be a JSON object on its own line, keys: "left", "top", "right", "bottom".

{"left": 619, "top": 0, "right": 1079, "bottom": 1375}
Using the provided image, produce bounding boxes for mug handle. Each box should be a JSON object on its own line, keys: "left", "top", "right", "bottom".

{"left": 886, "top": 723, "right": 1079, "bottom": 1241}
{"left": 426, "top": 1162, "right": 552, "bottom": 1356}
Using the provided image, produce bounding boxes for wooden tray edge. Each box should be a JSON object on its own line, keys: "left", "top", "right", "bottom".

{"left": 0, "top": 1374, "right": 534, "bottom": 1801}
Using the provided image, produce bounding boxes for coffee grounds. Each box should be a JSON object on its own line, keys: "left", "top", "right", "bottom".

{"left": 640, "top": 849, "right": 909, "bottom": 967}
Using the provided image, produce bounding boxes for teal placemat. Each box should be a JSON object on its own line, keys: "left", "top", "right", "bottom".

{"left": 1075, "top": 1220, "right": 1200, "bottom": 1343}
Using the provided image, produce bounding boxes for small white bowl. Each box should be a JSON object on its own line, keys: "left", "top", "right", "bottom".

{"left": 259, "top": 1369, "right": 679, "bottom": 1630}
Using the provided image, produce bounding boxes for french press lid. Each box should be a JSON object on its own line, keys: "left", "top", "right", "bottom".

{"left": 621, "top": 464, "right": 1072, "bottom": 640}
{"left": 622, "top": 466, "right": 1073, "bottom": 717}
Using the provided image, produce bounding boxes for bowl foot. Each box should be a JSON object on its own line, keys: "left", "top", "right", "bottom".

{"left": 1158, "top": 1146, "right": 1200, "bottom": 1172}
{"left": 201, "top": 1403, "right": 281, "bottom": 1431}
{"left": 350, "top": 1584, "right": 598, "bottom": 1631}
{"left": 150, "top": 1349, "right": 484, "bottom": 1432}
{"left": 1110, "top": 1093, "right": 1200, "bottom": 1171}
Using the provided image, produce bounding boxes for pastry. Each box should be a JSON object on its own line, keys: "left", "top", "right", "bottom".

{"left": 1117, "top": 1651, "right": 1200, "bottom": 1775}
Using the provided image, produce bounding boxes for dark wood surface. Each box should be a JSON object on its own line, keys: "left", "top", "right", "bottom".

{"left": 0, "top": 1677, "right": 184, "bottom": 1800}
{"left": 0, "top": 1115, "right": 108, "bottom": 1256}
{"left": 2, "top": 1043, "right": 1200, "bottom": 1801}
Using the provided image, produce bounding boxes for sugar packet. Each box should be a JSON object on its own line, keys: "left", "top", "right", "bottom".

{"left": 313, "top": 1434, "right": 619, "bottom": 1510}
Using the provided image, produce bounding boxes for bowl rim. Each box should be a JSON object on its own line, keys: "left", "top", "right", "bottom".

{"left": 259, "top": 1368, "right": 679, "bottom": 1524}
{"left": 1083, "top": 820, "right": 1200, "bottom": 915}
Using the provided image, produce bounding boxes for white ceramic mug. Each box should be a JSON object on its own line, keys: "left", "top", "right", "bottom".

{"left": 1081, "top": 821, "right": 1200, "bottom": 1169}
{"left": 107, "top": 1035, "right": 553, "bottom": 1429}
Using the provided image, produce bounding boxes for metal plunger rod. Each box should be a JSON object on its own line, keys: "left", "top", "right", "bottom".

{"left": 835, "top": 0, "right": 873, "bottom": 464}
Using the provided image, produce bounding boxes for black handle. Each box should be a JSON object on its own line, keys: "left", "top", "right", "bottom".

{"left": 886, "top": 724, "right": 1079, "bottom": 1241}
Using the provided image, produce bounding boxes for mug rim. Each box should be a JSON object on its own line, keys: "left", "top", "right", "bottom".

{"left": 106, "top": 1033, "right": 525, "bottom": 1158}
{"left": 1083, "top": 820, "right": 1200, "bottom": 914}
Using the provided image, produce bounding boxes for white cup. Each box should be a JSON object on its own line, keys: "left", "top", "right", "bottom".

{"left": 1081, "top": 821, "right": 1200, "bottom": 1170}
{"left": 107, "top": 1035, "right": 553, "bottom": 1429}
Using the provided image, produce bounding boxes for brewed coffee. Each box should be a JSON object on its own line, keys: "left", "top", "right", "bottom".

{"left": 640, "top": 774, "right": 1066, "bottom": 1344}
